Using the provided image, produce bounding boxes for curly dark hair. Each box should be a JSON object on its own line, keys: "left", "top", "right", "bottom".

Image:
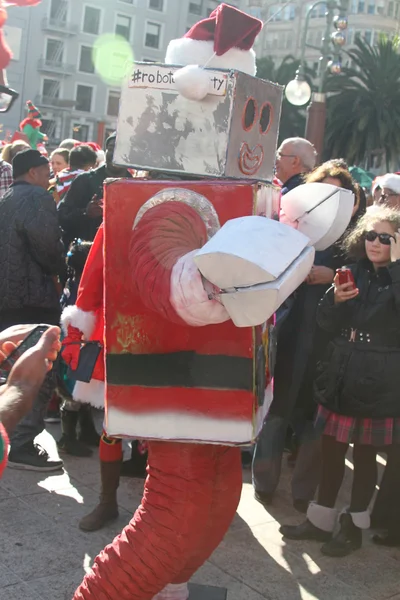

{"left": 66, "top": 239, "right": 92, "bottom": 277}
{"left": 341, "top": 206, "right": 400, "bottom": 260}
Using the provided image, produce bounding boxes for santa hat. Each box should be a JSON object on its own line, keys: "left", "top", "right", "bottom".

{"left": 165, "top": 3, "right": 262, "bottom": 101}
{"left": 26, "top": 100, "right": 42, "bottom": 120}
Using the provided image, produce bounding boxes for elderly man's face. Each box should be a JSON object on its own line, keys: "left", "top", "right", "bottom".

{"left": 275, "top": 142, "right": 301, "bottom": 184}
{"left": 378, "top": 187, "right": 400, "bottom": 208}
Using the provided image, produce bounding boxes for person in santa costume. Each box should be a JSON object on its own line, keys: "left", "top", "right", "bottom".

{"left": 62, "top": 5, "right": 352, "bottom": 599}
{"left": 62, "top": 1, "right": 265, "bottom": 538}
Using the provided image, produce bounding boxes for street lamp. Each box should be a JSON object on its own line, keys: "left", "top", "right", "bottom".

{"left": 285, "top": 0, "right": 349, "bottom": 159}
{"left": 285, "top": 67, "right": 312, "bottom": 106}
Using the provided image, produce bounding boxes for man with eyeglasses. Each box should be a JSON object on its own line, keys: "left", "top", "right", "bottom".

{"left": 275, "top": 137, "right": 317, "bottom": 194}
{"left": 375, "top": 173, "right": 400, "bottom": 208}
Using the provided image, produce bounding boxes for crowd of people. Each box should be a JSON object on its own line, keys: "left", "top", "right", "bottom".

{"left": 0, "top": 133, "right": 399, "bottom": 562}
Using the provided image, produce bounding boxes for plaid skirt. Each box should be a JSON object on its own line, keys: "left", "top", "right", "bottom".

{"left": 315, "top": 405, "right": 400, "bottom": 446}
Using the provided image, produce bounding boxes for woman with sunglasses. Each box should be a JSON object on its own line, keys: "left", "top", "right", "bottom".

{"left": 279, "top": 206, "right": 400, "bottom": 557}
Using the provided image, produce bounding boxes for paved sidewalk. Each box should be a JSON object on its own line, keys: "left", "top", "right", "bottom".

{"left": 0, "top": 426, "right": 399, "bottom": 600}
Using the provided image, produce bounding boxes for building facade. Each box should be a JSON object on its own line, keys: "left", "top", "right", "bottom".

{"left": 2, "top": 0, "right": 247, "bottom": 147}
{"left": 247, "top": 0, "right": 400, "bottom": 70}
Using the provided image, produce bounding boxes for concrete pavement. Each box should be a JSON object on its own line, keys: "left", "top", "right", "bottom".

{"left": 0, "top": 426, "right": 399, "bottom": 600}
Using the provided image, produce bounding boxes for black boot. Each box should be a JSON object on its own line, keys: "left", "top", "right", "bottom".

{"left": 321, "top": 513, "right": 362, "bottom": 557}
{"left": 280, "top": 519, "right": 332, "bottom": 542}
{"left": 77, "top": 405, "right": 101, "bottom": 447}
{"left": 120, "top": 441, "right": 148, "bottom": 478}
{"left": 58, "top": 410, "right": 93, "bottom": 457}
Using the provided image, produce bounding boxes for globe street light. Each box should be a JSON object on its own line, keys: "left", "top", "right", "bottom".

{"left": 285, "top": 69, "right": 312, "bottom": 106}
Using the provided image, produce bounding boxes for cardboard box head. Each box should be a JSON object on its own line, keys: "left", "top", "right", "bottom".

{"left": 114, "top": 62, "right": 283, "bottom": 183}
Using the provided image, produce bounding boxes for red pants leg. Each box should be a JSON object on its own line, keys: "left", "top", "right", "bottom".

{"left": 172, "top": 445, "right": 242, "bottom": 584}
{"left": 74, "top": 442, "right": 242, "bottom": 600}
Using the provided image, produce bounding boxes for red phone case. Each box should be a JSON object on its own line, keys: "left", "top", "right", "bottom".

{"left": 336, "top": 268, "right": 355, "bottom": 288}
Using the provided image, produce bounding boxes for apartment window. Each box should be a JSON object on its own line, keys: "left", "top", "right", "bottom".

{"left": 149, "top": 0, "right": 164, "bottom": 9}
{"left": 395, "top": 1, "right": 400, "bottom": 17}
{"left": 107, "top": 91, "right": 120, "bottom": 117}
{"left": 79, "top": 46, "right": 95, "bottom": 73}
{"left": 50, "top": 0, "right": 67, "bottom": 22}
{"left": 189, "top": 1, "right": 202, "bottom": 15}
{"left": 42, "top": 78, "right": 60, "bottom": 99}
{"left": 311, "top": 2, "right": 326, "bottom": 17}
{"left": 350, "top": 0, "right": 358, "bottom": 11}
{"left": 41, "top": 119, "right": 57, "bottom": 138}
{"left": 145, "top": 22, "right": 161, "bottom": 48}
{"left": 358, "top": 0, "right": 365, "bottom": 11}
{"left": 46, "top": 39, "right": 64, "bottom": 63}
{"left": 347, "top": 27, "right": 354, "bottom": 44}
{"left": 364, "top": 29, "right": 373, "bottom": 43}
{"left": 116, "top": 14, "right": 132, "bottom": 40}
{"left": 76, "top": 84, "right": 93, "bottom": 112}
{"left": 367, "top": 0, "right": 375, "bottom": 12}
{"left": 388, "top": 1, "right": 394, "bottom": 15}
{"left": 72, "top": 124, "right": 90, "bottom": 142}
{"left": 83, "top": 6, "right": 101, "bottom": 35}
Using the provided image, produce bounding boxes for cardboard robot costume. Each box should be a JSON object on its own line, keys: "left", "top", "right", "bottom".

{"left": 65, "top": 4, "right": 354, "bottom": 599}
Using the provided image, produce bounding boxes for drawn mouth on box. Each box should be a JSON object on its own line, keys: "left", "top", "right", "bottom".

{"left": 238, "top": 143, "right": 264, "bottom": 176}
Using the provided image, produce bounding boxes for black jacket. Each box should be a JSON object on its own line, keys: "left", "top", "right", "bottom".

{"left": 314, "top": 259, "right": 400, "bottom": 418}
{"left": 0, "top": 181, "right": 65, "bottom": 321}
{"left": 57, "top": 165, "right": 106, "bottom": 246}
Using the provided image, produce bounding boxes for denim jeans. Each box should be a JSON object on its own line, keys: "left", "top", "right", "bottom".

{"left": 9, "top": 370, "right": 56, "bottom": 452}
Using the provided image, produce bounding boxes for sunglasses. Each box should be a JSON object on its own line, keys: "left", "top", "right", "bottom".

{"left": 365, "top": 230, "right": 395, "bottom": 245}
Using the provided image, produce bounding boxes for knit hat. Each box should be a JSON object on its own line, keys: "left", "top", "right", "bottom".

{"left": 26, "top": 100, "right": 42, "bottom": 120}
{"left": 165, "top": 3, "right": 262, "bottom": 101}
{"left": 12, "top": 148, "right": 48, "bottom": 178}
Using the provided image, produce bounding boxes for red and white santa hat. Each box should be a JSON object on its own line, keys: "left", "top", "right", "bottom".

{"left": 165, "top": 3, "right": 262, "bottom": 77}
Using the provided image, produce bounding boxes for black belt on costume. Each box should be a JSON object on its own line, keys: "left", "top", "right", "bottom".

{"left": 106, "top": 351, "right": 254, "bottom": 390}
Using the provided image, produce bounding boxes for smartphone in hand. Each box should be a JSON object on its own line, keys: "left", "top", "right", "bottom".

{"left": 0, "top": 325, "right": 50, "bottom": 383}
{"left": 336, "top": 267, "right": 356, "bottom": 290}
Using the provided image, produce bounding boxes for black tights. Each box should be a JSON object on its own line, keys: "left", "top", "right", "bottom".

{"left": 318, "top": 435, "right": 378, "bottom": 512}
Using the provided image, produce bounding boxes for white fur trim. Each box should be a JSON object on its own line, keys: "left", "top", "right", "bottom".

{"left": 106, "top": 407, "right": 254, "bottom": 444}
{"left": 73, "top": 378, "right": 105, "bottom": 409}
{"left": 165, "top": 38, "right": 257, "bottom": 76}
{"left": 170, "top": 250, "right": 230, "bottom": 326}
{"left": 307, "top": 502, "right": 338, "bottom": 532}
{"left": 347, "top": 510, "right": 370, "bottom": 530}
{"left": 61, "top": 305, "right": 96, "bottom": 339}
{"left": 153, "top": 583, "right": 189, "bottom": 600}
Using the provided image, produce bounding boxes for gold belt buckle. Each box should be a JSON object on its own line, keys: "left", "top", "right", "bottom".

{"left": 349, "top": 328, "right": 357, "bottom": 342}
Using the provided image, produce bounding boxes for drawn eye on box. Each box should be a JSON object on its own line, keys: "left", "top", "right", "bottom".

{"left": 115, "top": 63, "right": 283, "bottom": 183}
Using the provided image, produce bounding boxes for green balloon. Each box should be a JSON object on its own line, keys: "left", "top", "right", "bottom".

{"left": 93, "top": 34, "right": 134, "bottom": 86}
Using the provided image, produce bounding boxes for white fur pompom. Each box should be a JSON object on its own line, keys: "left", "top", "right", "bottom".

{"left": 174, "top": 65, "right": 209, "bottom": 101}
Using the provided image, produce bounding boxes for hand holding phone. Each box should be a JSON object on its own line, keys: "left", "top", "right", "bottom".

{"left": 336, "top": 267, "right": 356, "bottom": 290}
{"left": 0, "top": 325, "right": 52, "bottom": 383}
{"left": 334, "top": 269, "right": 359, "bottom": 304}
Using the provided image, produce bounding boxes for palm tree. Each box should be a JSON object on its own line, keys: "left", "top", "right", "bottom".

{"left": 325, "top": 36, "right": 400, "bottom": 169}
{"left": 256, "top": 55, "right": 311, "bottom": 142}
